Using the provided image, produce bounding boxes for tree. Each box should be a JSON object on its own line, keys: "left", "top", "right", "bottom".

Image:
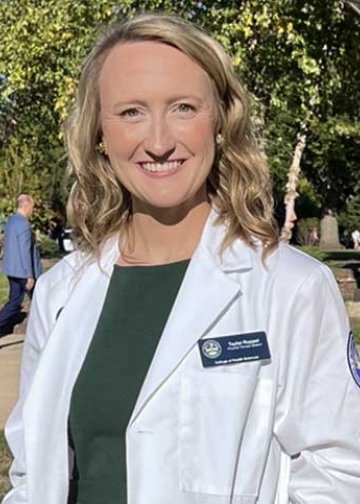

{"left": 0, "top": 0, "right": 121, "bottom": 226}
{"left": 339, "top": 194, "right": 360, "bottom": 232}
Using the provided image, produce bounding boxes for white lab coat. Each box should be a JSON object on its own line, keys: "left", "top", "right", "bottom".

{"left": 3, "top": 210, "right": 360, "bottom": 504}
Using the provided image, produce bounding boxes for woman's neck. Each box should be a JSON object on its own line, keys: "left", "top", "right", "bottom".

{"left": 118, "top": 201, "right": 211, "bottom": 266}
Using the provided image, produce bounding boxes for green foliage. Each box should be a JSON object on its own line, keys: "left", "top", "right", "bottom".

{"left": 0, "top": 0, "right": 120, "bottom": 232}
{"left": 0, "top": 134, "right": 58, "bottom": 232}
{"left": 37, "top": 233, "right": 61, "bottom": 258}
{"left": 0, "top": 213, "right": 7, "bottom": 234}
{"left": 338, "top": 194, "right": 360, "bottom": 231}
{"left": 295, "top": 177, "right": 321, "bottom": 220}
{"left": 0, "top": 431, "right": 11, "bottom": 499}
{"left": 302, "top": 118, "right": 360, "bottom": 214}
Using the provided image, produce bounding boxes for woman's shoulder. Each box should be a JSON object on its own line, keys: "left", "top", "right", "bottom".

{"left": 36, "top": 235, "right": 119, "bottom": 292}
{"left": 37, "top": 250, "right": 88, "bottom": 288}
{"left": 276, "top": 242, "right": 322, "bottom": 269}
{"left": 268, "top": 242, "right": 336, "bottom": 291}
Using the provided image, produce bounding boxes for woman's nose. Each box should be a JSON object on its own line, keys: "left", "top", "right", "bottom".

{"left": 143, "top": 115, "right": 176, "bottom": 159}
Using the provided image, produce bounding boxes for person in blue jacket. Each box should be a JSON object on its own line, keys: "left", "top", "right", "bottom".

{"left": 0, "top": 194, "right": 42, "bottom": 335}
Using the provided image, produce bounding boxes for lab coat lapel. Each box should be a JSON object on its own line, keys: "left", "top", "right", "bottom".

{"left": 130, "top": 212, "right": 253, "bottom": 424}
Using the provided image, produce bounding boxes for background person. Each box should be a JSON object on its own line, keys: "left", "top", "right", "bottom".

{"left": 352, "top": 228, "right": 360, "bottom": 249}
{"left": 0, "top": 194, "right": 42, "bottom": 336}
{"left": 3, "top": 14, "right": 360, "bottom": 504}
{"left": 309, "top": 226, "right": 319, "bottom": 246}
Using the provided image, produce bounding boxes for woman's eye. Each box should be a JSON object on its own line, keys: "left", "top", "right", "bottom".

{"left": 120, "top": 108, "right": 139, "bottom": 118}
{"left": 177, "top": 103, "right": 196, "bottom": 113}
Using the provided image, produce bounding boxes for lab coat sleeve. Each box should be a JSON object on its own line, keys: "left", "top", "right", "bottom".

{"left": 274, "top": 263, "right": 360, "bottom": 503}
{"left": 2, "top": 277, "right": 50, "bottom": 504}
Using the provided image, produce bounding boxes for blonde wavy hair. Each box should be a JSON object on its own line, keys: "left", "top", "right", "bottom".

{"left": 66, "top": 13, "right": 279, "bottom": 257}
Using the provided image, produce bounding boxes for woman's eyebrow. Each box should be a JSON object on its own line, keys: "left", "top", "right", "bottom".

{"left": 164, "top": 94, "right": 204, "bottom": 104}
{"left": 111, "top": 95, "right": 204, "bottom": 109}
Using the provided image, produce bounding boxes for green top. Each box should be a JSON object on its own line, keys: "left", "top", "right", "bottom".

{"left": 68, "top": 259, "right": 190, "bottom": 504}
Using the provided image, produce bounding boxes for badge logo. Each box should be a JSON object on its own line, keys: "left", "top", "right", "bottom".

{"left": 201, "top": 339, "right": 222, "bottom": 359}
{"left": 347, "top": 331, "right": 360, "bottom": 389}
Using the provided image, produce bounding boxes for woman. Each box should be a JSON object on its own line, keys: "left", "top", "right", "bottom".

{"left": 3, "top": 14, "right": 360, "bottom": 504}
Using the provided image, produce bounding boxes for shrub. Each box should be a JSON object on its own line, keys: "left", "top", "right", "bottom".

{"left": 37, "top": 234, "right": 59, "bottom": 258}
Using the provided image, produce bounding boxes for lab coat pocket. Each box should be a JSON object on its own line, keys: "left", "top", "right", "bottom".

{"left": 179, "top": 369, "right": 259, "bottom": 496}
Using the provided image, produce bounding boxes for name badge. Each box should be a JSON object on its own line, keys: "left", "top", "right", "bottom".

{"left": 198, "top": 331, "right": 271, "bottom": 368}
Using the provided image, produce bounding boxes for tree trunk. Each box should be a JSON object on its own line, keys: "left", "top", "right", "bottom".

{"left": 280, "top": 132, "right": 307, "bottom": 242}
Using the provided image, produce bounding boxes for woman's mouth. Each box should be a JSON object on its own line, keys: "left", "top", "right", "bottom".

{"left": 138, "top": 160, "right": 184, "bottom": 173}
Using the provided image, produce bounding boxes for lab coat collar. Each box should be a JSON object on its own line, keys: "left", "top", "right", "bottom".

{"left": 63, "top": 232, "right": 120, "bottom": 277}
{"left": 198, "top": 208, "right": 254, "bottom": 273}
{"left": 63, "top": 208, "right": 255, "bottom": 276}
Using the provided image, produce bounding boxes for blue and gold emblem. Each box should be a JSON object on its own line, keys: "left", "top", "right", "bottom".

{"left": 347, "top": 331, "right": 360, "bottom": 389}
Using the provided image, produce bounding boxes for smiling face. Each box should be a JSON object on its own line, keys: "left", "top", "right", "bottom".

{"left": 99, "top": 41, "right": 218, "bottom": 215}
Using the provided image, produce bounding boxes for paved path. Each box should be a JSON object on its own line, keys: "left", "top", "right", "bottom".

{"left": 0, "top": 333, "right": 23, "bottom": 429}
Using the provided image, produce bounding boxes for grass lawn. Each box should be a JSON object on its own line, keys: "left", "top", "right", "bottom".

{"left": 0, "top": 275, "right": 8, "bottom": 306}
{"left": 0, "top": 431, "right": 11, "bottom": 500}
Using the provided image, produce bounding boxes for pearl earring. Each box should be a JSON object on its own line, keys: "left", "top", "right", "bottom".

{"left": 215, "top": 133, "right": 223, "bottom": 145}
{"left": 96, "top": 141, "right": 107, "bottom": 155}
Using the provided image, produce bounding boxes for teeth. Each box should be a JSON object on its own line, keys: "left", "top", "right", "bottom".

{"left": 140, "top": 161, "right": 182, "bottom": 172}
